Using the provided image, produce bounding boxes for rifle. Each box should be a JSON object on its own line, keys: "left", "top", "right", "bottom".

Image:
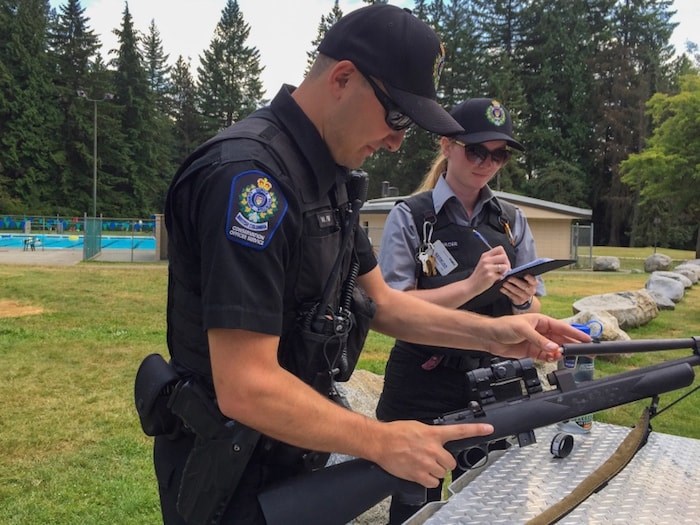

{"left": 257, "top": 337, "right": 700, "bottom": 525}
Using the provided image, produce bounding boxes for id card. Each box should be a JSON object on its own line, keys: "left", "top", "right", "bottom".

{"left": 432, "top": 240, "right": 458, "bottom": 276}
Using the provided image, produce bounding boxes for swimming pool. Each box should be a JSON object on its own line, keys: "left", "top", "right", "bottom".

{"left": 0, "top": 233, "right": 156, "bottom": 251}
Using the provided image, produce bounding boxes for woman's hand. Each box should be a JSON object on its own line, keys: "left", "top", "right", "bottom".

{"left": 501, "top": 274, "right": 538, "bottom": 311}
{"left": 467, "top": 247, "right": 511, "bottom": 295}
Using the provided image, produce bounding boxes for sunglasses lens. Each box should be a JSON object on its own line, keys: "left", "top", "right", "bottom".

{"left": 490, "top": 149, "right": 511, "bottom": 164}
{"left": 465, "top": 144, "right": 489, "bottom": 164}
{"left": 364, "top": 74, "right": 413, "bottom": 131}
{"left": 465, "top": 144, "right": 510, "bottom": 164}
{"left": 387, "top": 111, "right": 413, "bottom": 131}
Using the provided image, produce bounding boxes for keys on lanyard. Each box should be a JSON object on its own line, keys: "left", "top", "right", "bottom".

{"left": 417, "top": 220, "right": 437, "bottom": 276}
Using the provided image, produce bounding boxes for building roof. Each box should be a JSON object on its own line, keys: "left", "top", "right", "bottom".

{"left": 361, "top": 190, "right": 592, "bottom": 220}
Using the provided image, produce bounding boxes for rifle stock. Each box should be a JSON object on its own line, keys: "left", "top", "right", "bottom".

{"left": 258, "top": 337, "right": 700, "bottom": 525}
{"left": 258, "top": 458, "right": 424, "bottom": 525}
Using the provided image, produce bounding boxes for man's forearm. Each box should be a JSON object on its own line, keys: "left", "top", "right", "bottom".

{"left": 371, "top": 284, "right": 498, "bottom": 350}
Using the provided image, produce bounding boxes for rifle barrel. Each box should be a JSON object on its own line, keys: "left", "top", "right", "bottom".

{"left": 562, "top": 336, "right": 699, "bottom": 356}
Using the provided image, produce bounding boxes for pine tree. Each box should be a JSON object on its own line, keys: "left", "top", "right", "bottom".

{"left": 140, "top": 18, "right": 176, "bottom": 211}
{"left": 47, "top": 0, "right": 101, "bottom": 214}
{"left": 170, "top": 55, "right": 206, "bottom": 164}
{"left": 197, "top": 0, "right": 264, "bottom": 134}
{"left": 305, "top": 0, "right": 343, "bottom": 76}
{"left": 590, "top": 0, "right": 677, "bottom": 245}
{"left": 142, "top": 19, "right": 171, "bottom": 114}
{"left": 110, "top": 2, "right": 162, "bottom": 216}
{"left": 0, "top": 0, "right": 61, "bottom": 212}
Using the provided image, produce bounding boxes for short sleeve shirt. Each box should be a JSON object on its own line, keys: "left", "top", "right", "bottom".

{"left": 378, "top": 175, "right": 545, "bottom": 295}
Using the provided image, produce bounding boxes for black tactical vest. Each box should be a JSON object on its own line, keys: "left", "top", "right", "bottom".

{"left": 395, "top": 191, "right": 518, "bottom": 359}
{"left": 165, "top": 110, "right": 356, "bottom": 384}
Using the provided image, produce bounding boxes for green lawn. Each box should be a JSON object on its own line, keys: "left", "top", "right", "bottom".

{"left": 0, "top": 248, "right": 698, "bottom": 524}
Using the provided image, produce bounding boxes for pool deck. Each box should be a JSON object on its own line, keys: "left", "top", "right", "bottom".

{"left": 0, "top": 249, "right": 164, "bottom": 266}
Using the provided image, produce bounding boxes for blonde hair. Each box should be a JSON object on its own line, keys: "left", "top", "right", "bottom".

{"left": 413, "top": 149, "right": 447, "bottom": 194}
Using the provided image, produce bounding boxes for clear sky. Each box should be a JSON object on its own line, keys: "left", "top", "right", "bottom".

{"left": 48, "top": 0, "right": 699, "bottom": 99}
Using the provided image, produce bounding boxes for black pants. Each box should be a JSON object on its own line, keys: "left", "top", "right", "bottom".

{"left": 376, "top": 344, "right": 479, "bottom": 525}
{"left": 154, "top": 432, "right": 299, "bottom": 525}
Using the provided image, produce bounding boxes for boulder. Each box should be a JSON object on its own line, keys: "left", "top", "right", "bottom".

{"left": 652, "top": 270, "right": 693, "bottom": 289}
{"left": 674, "top": 264, "right": 700, "bottom": 283}
{"left": 645, "top": 273, "right": 685, "bottom": 303}
{"left": 572, "top": 289, "right": 658, "bottom": 329}
{"left": 646, "top": 289, "right": 676, "bottom": 310}
{"left": 560, "top": 310, "right": 630, "bottom": 342}
{"left": 593, "top": 256, "right": 620, "bottom": 272}
{"left": 644, "top": 253, "right": 672, "bottom": 272}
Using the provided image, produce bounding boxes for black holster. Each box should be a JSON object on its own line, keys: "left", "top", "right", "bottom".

{"left": 168, "top": 379, "right": 261, "bottom": 525}
{"left": 134, "top": 354, "right": 260, "bottom": 525}
{"left": 134, "top": 353, "right": 180, "bottom": 436}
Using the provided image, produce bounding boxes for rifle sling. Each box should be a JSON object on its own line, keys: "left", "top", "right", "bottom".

{"left": 526, "top": 407, "right": 652, "bottom": 525}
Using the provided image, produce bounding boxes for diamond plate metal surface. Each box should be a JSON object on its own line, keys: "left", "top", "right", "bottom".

{"left": 409, "top": 423, "right": 700, "bottom": 524}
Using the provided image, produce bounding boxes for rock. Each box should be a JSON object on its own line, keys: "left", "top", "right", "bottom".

{"left": 572, "top": 290, "right": 658, "bottom": 329}
{"left": 593, "top": 256, "right": 620, "bottom": 271}
{"left": 646, "top": 289, "right": 676, "bottom": 310}
{"left": 674, "top": 264, "right": 700, "bottom": 283}
{"left": 561, "top": 310, "right": 630, "bottom": 342}
{"left": 645, "top": 273, "right": 685, "bottom": 303}
{"left": 644, "top": 253, "right": 672, "bottom": 272}
{"left": 652, "top": 270, "right": 692, "bottom": 288}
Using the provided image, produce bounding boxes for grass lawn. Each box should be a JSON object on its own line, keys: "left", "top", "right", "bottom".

{"left": 0, "top": 247, "right": 697, "bottom": 523}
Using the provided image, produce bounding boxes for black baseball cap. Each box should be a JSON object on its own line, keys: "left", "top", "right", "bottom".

{"left": 449, "top": 98, "right": 524, "bottom": 151}
{"left": 318, "top": 4, "right": 463, "bottom": 136}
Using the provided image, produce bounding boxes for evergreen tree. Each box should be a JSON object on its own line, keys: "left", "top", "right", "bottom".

{"left": 589, "top": 0, "right": 677, "bottom": 245}
{"left": 197, "top": 0, "right": 264, "bottom": 134}
{"left": 110, "top": 2, "right": 166, "bottom": 216}
{"left": 0, "top": 0, "right": 61, "bottom": 212}
{"left": 142, "top": 19, "right": 171, "bottom": 114}
{"left": 47, "top": 0, "right": 100, "bottom": 214}
{"left": 141, "top": 18, "right": 176, "bottom": 210}
{"left": 170, "top": 55, "right": 206, "bottom": 164}
{"left": 305, "top": 0, "right": 343, "bottom": 76}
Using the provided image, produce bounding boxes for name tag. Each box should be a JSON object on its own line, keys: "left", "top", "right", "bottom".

{"left": 433, "top": 240, "right": 458, "bottom": 276}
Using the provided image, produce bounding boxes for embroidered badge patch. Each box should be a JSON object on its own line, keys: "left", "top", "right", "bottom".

{"left": 226, "top": 170, "right": 288, "bottom": 249}
{"left": 486, "top": 100, "right": 507, "bottom": 126}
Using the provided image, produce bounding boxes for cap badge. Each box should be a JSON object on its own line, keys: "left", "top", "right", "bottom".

{"left": 486, "top": 100, "right": 507, "bottom": 126}
{"left": 433, "top": 42, "right": 446, "bottom": 90}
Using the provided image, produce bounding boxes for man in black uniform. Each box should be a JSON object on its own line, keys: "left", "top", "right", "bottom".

{"left": 151, "top": 5, "right": 588, "bottom": 525}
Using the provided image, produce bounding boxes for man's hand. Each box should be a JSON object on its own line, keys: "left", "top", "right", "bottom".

{"left": 482, "top": 314, "right": 591, "bottom": 362}
{"left": 371, "top": 420, "right": 494, "bottom": 488}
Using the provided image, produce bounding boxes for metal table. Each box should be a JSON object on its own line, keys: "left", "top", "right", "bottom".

{"left": 406, "top": 422, "right": 700, "bottom": 524}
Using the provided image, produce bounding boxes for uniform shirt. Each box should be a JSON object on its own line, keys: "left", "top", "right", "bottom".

{"left": 378, "top": 174, "right": 545, "bottom": 296}
{"left": 166, "top": 85, "right": 376, "bottom": 375}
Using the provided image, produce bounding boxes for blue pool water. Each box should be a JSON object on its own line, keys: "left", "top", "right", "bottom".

{"left": 0, "top": 233, "right": 156, "bottom": 251}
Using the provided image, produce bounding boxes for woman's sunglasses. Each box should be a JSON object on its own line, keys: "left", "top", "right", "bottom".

{"left": 453, "top": 140, "right": 511, "bottom": 166}
{"left": 362, "top": 73, "right": 414, "bottom": 132}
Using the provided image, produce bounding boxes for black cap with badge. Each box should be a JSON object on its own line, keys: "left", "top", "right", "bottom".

{"left": 318, "top": 4, "right": 463, "bottom": 136}
{"left": 449, "top": 98, "right": 524, "bottom": 151}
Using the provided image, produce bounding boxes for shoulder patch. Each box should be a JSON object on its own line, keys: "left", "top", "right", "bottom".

{"left": 226, "top": 170, "right": 288, "bottom": 250}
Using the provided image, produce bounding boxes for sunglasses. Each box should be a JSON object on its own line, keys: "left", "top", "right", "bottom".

{"left": 453, "top": 140, "right": 511, "bottom": 166}
{"left": 362, "top": 73, "right": 414, "bottom": 131}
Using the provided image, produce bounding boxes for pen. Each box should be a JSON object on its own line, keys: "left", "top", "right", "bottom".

{"left": 473, "top": 229, "right": 494, "bottom": 250}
